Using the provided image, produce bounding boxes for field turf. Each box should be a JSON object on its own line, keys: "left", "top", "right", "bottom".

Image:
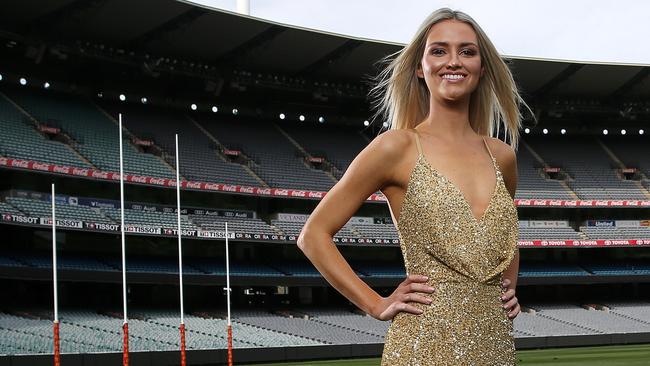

{"left": 244, "top": 343, "right": 650, "bottom": 365}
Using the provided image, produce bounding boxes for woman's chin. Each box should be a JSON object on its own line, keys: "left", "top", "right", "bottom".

{"left": 441, "top": 93, "right": 470, "bottom": 103}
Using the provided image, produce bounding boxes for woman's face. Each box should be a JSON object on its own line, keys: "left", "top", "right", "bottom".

{"left": 417, "top": 19, "right": 483, "bottom": 103}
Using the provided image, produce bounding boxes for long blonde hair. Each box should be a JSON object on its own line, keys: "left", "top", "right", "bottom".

{"left": 370, "top": 8, "right": 528, "bottom": 150}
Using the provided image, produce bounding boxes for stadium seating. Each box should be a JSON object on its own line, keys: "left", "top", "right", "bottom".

{"left": 580, "top": 224, "right": 650, "bottom": 239}
{"left": 2, "top": 302, "right": 650, "bottom": 354}
{"left": 280, "top": 122, "right": 368, "bottom": 178}
{"left": 526, "top": 136, "right": 649, "bottom": 200}
{"left": 601, "top": 136, "right": 650, "bottom": 194}
{"left": 6, "top": 196, "right": 112, "bottom": 223}
{"left": 2, "top": 87, "right": 650, "bottom": 200}
{"left": 0, "top": 95, "right": 91, "bottom": 168}
{"left": 100, "top": 102, "right": 262, "bottom": 186}
{"left": 196, "top": 115, "right": 337, "bottom": 191}
{"left": 515, "top": 144, "right": 576, "bottom": 200}
{"left": 4, "top": 88, "right": 176, "bottom": 178}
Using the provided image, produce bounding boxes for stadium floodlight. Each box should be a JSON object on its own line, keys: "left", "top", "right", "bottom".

{"left": 603, "top": 129, "right": 608, "bottom": 135}
{"left": 0, "top": 73, "right": 3, "bottom": 81}
{"left": 43, "top": 82, "right": 50, "bottom": 89}
{"left": 318, "top": 116, "right": 325, "bottom": 123}
{"left": 382, "top": 122, "right": 389, "bottom": 128}
{"left": 190, "top": 103, "right": 197, "bottom": 111}
{"left": 640, "top": 129, "right": 645, "bottom": 135}
{"left": 212, "top": 106, "right": 218, "bottom": 113}
{"left": 560, "top": 128, "right": 566, "bottom": 135}
{"left": 279, "top": 113, "right": 285, "bottom": 120}
{"left": 19, "top": 77, "right": 27, "bottom": 85}
{"left": 232, "top": 108, "right": 238, "bottom": 115}
{"left": 621, "top": 129, "right": 626, "bottom": 135}
{"left": 524, "top": 128, "right": 530, "bottom": 134}
{"left": 97, "top": 92, "right": 103, "bottom": 98}
{"left": 542, "top": 128, "right": 548, "bottom": 134}
{"left": 119, "top": 94, "right": 126, "bottom": 101}
{"left": 363, "top": 120, "right": 370, "bottom": 127}
{"left": 141, "top": 97, "right": 147, "bottom": 104}
{"left": 299, "top": 115, "right": 306, "bottom": 122}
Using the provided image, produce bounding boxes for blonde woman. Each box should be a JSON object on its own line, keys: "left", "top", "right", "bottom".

{"left": 298, "top": 8, "right": 524, "bottom": 365}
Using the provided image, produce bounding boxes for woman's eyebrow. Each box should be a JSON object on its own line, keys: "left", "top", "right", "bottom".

{"left": 428, "top": 41, "right": 478, "bottom": 47}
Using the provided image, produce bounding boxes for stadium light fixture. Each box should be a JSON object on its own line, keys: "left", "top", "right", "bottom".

{"left": 232, "top": 108, "right": 238, "bottom": 115}
{"left": 621, "top": 129, "right": 626, "bottom": 135}
{"left": 190, "top": 103, "right": 197, "bottom": 111}
{"left": 524, "top": 128, "right": 530, "bottom": 134}
{"left": 318, "top": 116, "right": 325, "bottom": 123}
{"left": 279, "top": 113, "right": 285, "bottom": 120}
{"left": 542, "top": 128, "right": 548, "bottom": 134}
{"left": 119, "top": 94, "right": 126, "bottom": 101}
{"left": 212, "top": 106, "right": 218, "bottom": 113}
{"left": 640, "top": 129, "right": 645, "bottom": 135}
{"left": 382, "top": 122, "right": 389, "bottom": 128}
{"left": 560, "top": 128, "right": 566, "bottom": 135}
{"left": 363, "top": 120, "right": 370, "bottom": 127}
{"left": 299, "top": 115, "right": 305, "bottom": 122}
{"left": 602, "top": 129, "right": 608, "bottom": 135}
{"left": 0, "top": 73, "right": 3, "bottom": 81}
{"left": 43, "top": 82, "right": 50, "bottom": 89}
{"left": 141, "top": 97, "right": 147, "bottom": 104}
{"left": 19, "top": 77, "right": 27, "bottom": 86}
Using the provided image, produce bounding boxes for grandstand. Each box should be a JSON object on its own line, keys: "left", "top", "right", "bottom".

{"left": 0, "top": 0, "right": 649, "bottom": 365}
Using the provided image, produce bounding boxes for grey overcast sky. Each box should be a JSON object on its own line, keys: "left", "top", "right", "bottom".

{"left": 191, "top": 0, "right": 650, "bottom": 65}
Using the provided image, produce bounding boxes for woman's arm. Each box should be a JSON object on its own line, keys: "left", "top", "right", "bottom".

{"left": 298, "top": 130, "right": 434, "bottom": 320}
{"left": 495, "top": 139, "right": 520, "bottom": 319}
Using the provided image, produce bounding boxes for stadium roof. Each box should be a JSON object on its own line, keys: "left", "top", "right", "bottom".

{"left": 1, "top": 0, "right": 649, "bottom": 98}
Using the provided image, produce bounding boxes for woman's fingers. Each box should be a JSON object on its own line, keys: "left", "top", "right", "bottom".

{"left": 403, "top": 274, "right": 429, "bottom": 286}
{"left": 502, "top": 296, "right": 518, "bottom": 310}
{"left": 379, "top": 302, "right": 423, "bottom": 320}
{"left": 402, "top": 293, "right": 433, "bottom": 305}
{"left": 405, "top": 283, "right": 436, "bottom": 294}
{"left": 507, "top": 303, "right": 521, "bottom": 319}
{"left": 395, "top": 302, "right": 424, "bottom": 315}
{"left": 500, "top": 288, "right": 516, "bottom": 301}
{"left": 502, "top": 278, "right": 511, "bottom": 288}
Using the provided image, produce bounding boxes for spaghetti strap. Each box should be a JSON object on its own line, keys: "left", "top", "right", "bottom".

{"left": 482, "top": 136, "right": 495, "bottom": 161}
{"left": 413, "top": 129, "right": 423, "bottom": 156}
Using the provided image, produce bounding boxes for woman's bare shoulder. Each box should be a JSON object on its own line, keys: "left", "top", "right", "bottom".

{"left": 484, "top": 136, "right": 518, "bottom": 196}
{"left": 484, "top": 136, "right": 516, "bottom": 165}
{"left": 367, "top": 129, "right": 415, "bottom": 160}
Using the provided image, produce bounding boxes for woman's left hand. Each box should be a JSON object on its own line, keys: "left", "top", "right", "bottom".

{"left": 501, "top": 278, "right": 520, "bottom": 320}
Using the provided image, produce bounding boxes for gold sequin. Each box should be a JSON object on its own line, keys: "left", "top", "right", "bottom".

{"left": 381, "top": 133, "right": 519, "bottom": 365}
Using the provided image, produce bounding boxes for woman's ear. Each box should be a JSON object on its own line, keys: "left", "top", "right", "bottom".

{"left": 416, "top": 64, "right": 424, "bottom": 78}
{"left": 480, "top": 66, "right": 485, "bottom": 77}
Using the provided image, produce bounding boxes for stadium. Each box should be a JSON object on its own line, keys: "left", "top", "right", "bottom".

{"left": 0, "top": 0, "right": 649, "bottom": 365}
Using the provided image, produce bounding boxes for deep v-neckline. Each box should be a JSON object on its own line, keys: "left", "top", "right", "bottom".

{"left": 418, "top": 154, "right": 501, "bottom": 223}
{"left": 411, "top": 130, "right": 502, "bottom": 223}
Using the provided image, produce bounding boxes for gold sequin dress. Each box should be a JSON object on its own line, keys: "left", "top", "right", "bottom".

{"left": 381, "top": 131, "right": 519, "bottom": 365}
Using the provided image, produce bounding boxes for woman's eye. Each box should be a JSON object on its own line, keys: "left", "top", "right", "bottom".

{"left": 461, "top": 48, "right": 477, "bottom": 56}
{"left": 430, "top": 48, "right": 445, "bottom": 55}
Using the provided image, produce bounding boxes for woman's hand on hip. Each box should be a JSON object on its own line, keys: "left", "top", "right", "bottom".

{"left": 501, "top": 278, "right": 520, "bottom": 320}
{"left": 370, "top": 274, "right": 435, "bottom": 321}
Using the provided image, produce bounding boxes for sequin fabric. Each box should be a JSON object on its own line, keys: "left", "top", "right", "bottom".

{"left": 381, "top": 131, "right": 519, "bottom": 365}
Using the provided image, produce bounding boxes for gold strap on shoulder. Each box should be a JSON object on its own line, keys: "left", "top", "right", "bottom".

{"left": 413, "top": 129, "right": 423, "bottom": 156}
{"left": 482, "top": 136, "right": 495, "bottom": 160}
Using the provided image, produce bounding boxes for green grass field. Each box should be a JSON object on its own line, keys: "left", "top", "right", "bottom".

{"left": 244, "top": 343, "right": 650, "bottom": 365}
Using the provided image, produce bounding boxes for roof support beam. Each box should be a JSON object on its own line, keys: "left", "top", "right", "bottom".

{"left": 534, "top": 63, "right": 583, "bottom": 97}
{"left": 299, "top": 40, "right": 362, "bottom": 76}
{"left": 608, "top": 67, "right": 650, "bottom": 100}
{"left": 26, "top": 0, "right": 108, "bottom": 36}
{"left": 127, "top": 8, "right": 207, "bottom": 48}
{"left": 215, "top": 25, "right": 285, "bottom": 65}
